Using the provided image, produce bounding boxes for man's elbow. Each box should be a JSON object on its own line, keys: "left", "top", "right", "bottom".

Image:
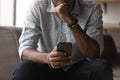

{"left": 87, "top": 45, "right": 100, "bottom": 60}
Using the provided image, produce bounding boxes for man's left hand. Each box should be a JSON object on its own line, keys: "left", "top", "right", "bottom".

{"left": 54, "top": 3, "right": 73, "bottom": 24}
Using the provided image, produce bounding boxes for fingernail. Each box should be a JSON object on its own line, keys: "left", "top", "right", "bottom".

{"left": 64, "top": 53, "right": 67, "bottom": 56}
{"left": 68, "top": 56, "right": 71, "bottom": 58}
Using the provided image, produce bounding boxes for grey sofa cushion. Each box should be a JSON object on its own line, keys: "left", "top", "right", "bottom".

{"left": 0, "top": 26, "right": 22, "bottom": 80}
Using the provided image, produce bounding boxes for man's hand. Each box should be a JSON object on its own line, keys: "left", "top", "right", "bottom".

{"left": 47, "top": 47, "right": 71, "bottom": 69}
{"left": 54, "top": 3, "right": 73, "bottom": 24}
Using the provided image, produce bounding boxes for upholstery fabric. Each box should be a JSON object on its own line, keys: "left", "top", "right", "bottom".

{"left": 0, "top": 26, "right": 22, "bottom": 80}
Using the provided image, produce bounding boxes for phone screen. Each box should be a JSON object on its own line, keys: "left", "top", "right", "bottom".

{"left": 57, "top": 42, "right": 72, "bottom": 55}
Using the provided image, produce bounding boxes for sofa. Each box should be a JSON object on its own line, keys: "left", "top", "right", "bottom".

{"left": 0, "top": 26, "right": 22, "bottom": 80}
{"left": 0, "top": 26, "right": 120, "bottom": 80}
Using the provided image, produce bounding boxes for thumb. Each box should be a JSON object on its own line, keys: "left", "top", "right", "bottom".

{"left": 52, "top": 46, "right": 57, "bottom": 52}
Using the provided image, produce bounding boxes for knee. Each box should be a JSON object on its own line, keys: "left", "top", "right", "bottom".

{"left": 91, "top": 59, "right": 112, "bottom": 71}
{"left": 90, "top": 59, "right": 113, "bottom": 80}
{"left": 13, "top": 61, "right": 35, "bottom": 80}
{"left": 14, "top": 61, "right": 34, "bottom": 72}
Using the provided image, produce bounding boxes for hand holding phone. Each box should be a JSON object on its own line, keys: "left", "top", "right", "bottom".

{"left": 57, "top": 42, "right": 72, "bottom": 56}
{"left": 47, "top": 42, "right": 72, "bottom": 69}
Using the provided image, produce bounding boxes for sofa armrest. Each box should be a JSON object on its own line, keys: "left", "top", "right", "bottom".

{"left": 0, "top": 26, "right": 22, "bottom": 80}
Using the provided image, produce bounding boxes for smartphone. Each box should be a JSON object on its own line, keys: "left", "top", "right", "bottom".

{"left": 57, "top": 42, "right": 72, "bottom": 56}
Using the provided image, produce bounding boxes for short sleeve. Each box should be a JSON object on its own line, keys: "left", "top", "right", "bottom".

{"left": 18, "top": 0, "right": 42, "bottom": 59}
{"left": 85, "top": 4, "right": 104, "bottom": 56}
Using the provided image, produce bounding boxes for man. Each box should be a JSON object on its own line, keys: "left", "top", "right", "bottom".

{"left": 13, "top": 0, "right": 113, "bottom": 80}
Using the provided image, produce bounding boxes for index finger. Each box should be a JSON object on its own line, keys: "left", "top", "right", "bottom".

{"left": 50, "top": 51, "right": 67, "bottom": 57}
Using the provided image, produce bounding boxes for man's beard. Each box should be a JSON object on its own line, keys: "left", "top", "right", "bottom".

{"left": 56, "top": 0, "right": 74, "bottom": 5}
{"left": 56, "top": 0, "right": 75, "bottom": 10}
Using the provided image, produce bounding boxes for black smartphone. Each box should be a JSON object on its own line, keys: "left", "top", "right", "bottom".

{"left": 57, "top": 42, "right": 72, "bottom": 56}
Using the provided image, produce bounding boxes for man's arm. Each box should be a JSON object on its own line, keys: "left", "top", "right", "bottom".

{"left": 22, "top": 47, "right": 71, "bottom": 69}
{"left": 19, "top": 0, "right": 71, "bottom": 69}
{"left": 54, "top": 3, "right": 103, "bottom": 60}
{"left": 69, "top": 25, "right": 100, "bottom": 60}
{"left": 22, "top": 48, "right": 49, "bottom": 64}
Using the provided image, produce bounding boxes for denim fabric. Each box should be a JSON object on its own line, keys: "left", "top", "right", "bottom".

{"left": 66, "top": 59, "right": 113, "bottom": 80}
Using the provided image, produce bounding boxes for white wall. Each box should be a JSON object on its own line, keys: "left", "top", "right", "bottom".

{"left": 102, "top": 3, "right": 120, "bottom": 26}
{"left": 16, "top": 0, "right": 33, "bottom": 27}
{"left": 0, "top": 0, "right": 14, "bottom": 26}
{"left": 0, "top": 0, "right": 1, "bottom": 24}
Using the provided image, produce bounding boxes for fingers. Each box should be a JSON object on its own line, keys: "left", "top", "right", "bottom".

{"left": 54, "top": 3, "right": 67, "bottom": 15}
{"left": 50, "top": 52, "right": 67, "bottom": 57}
{"left": 48, "top": 54, "right": 71, "bottom": 69}
{"left": 49, "top": 55, "right": 71, "bottom": 62}
{"left": 52, "top": 46, "right": 57, "bottom": 52}
{"left": 50, "top": 60, "right": 71, "bottom": 69}
{"left": 48, "top": 53, "right": 71, "bottom": 69}
{"left": 54, "top": 2, "right": 71, "bottom": 23}
{"left": 51, "top": 46, "right": 68, "bottom": 57}
{"left": 50, "top": 59, "right": 71, "bottom": 69}
{"left": 48, "top": 46, "right": 72, "bottom": 69}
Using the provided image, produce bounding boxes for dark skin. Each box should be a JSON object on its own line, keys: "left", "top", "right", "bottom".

{"left": 52, "top": 0, "right": 100, "bottom": 58}
{"left": 52, "top": 0, "right": 75, "bottom": 23}
{"left": 22, "top": 0, "right": 100, "bottom": 69}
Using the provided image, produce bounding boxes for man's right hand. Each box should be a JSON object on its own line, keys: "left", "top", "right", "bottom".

{"left": 47, "top": 46, "right": 71, "bottom": 69}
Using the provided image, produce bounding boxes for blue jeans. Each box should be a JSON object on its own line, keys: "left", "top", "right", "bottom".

{"left": 13, "top": 59, "right": 113, "bottom": 80}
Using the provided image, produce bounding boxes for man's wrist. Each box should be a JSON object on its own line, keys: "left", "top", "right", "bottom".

{"left": 63, "top": 16, "right": 73, "bottom": 24}
{"left": 67, "top": 19, "right": 78, "bottom": 29}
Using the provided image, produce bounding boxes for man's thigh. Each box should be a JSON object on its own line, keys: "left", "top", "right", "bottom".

{"left": 13, "top": 60, "right": 65, "bottom": 80}
{"left": 65, "top": 59, "right": 113, "bottom": 80}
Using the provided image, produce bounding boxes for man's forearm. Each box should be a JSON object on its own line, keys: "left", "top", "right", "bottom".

{"left": 70, "top": 25, "right": 100, "bottom": 60}
{"left": 22, "top": 48, "right": 49, "bottom": 64}
{"left": 53, "top": 2, "right": 100, "bottom": 60}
